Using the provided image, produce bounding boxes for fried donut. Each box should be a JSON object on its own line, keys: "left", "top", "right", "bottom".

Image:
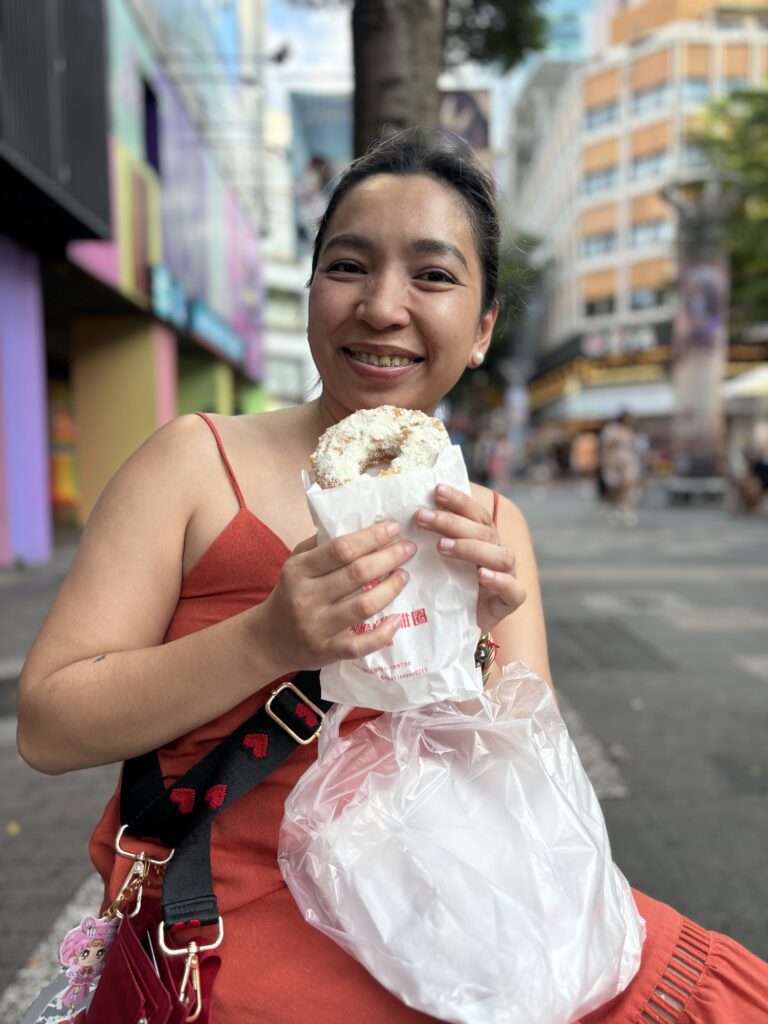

{"left": 311, "top": 405, "right": 450, "bottom": 489}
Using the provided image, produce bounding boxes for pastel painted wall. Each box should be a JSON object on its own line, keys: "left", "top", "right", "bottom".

{"left": 69, "top": 0, "right": 263, "bottom": 379}
{"left": 0, "top": 236, "right": 51, "bottom": 566}
{"left": 70, "top": 317, "right": 176, "bottom": 524}
{"left": 177, "top": 352, "right": 235, "bottom": 416}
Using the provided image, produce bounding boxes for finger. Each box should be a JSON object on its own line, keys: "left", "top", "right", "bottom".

{"left": 303, "top": 521, "right": 402, "bottom": 577}
{"left": 435, "top": 484, "right": 493, "bottom": 526}
{"left": 436, "top": 536, "right": 514, "bottom": 571}
{"left": 416, "top": 506, "right": 497, "bottom": 544}
{"left": 323, "top": 564, "right": 411, "bottom": 636}
{"left": 328, "top": 613, "right": 403, "bottom": 661}
{"left": 479, "top": 573, "right": 528, "bottom": 626}
{"left": 321, "top": 539, "right": 417, "bottom": 603}
{"left": 290, "top": 533, "right": 318, "bottom": 556}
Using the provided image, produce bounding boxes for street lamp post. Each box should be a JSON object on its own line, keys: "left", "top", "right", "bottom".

{"left": 661, "top": 173, "right": 744, "bottom": 484}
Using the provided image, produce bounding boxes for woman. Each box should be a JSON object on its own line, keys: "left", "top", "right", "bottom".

{"left": 599, "top": 412, "right": 642, "bottom": 525}
{"left": 17, "top": 131, "right": 767, "bottom": 1022}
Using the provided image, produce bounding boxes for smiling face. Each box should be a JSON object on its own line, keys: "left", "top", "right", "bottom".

{"left": 308, "top": 174, "right": 497, "bottom": 422}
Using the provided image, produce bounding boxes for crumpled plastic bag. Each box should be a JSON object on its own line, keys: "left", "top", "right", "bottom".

{"left": 279, "top": 661, "right": 645, "bottom": 1024}
{"left": 303, "top": 445, "right": 482, "bottom": 711}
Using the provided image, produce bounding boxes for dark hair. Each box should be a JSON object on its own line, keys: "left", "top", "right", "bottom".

{"left": 310, "top": 128, "right": 500, "bottom": 314}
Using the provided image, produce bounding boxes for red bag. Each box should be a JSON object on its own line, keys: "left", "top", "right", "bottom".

{"left": 85, "top": 906, "right": 221, "bottom": 1024}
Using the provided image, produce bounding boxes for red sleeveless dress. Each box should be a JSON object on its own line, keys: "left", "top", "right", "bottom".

{"left": 89, "top": 414, "right": 768, "bottom": 1024}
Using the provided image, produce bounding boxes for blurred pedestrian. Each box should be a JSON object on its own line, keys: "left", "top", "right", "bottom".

{"left": 730, "top": 447, "right": 768, "bottom": 515}
{"left": 599, "top": 411, "right": 643, "bottom": 525}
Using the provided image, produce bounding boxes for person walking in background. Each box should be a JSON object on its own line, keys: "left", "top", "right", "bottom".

{"left": 599, "top": 411, "right": 643, "bottom": 525}
{"left": 730, "top": 446, "right": 768, "bottom": 515}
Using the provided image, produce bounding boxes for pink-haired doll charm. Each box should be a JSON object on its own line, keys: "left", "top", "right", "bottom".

{"left": 58, "top": 914, "right": 119, "bottom": 1010}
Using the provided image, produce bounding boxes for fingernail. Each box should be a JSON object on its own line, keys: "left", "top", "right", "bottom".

{"left": 439, "top": 537, "right": 456, "bottom": 551}
{"left": 418, "top": 509, "right": 436, "bottom": 523}
{"left": 436, "top": 485, "right": 451, "bottom": 499}
{"left": 479, "top": 567, "right": 495, "bottom": 581}
{"left": 385, "top": 522, "right": 400, "bottom": 537}
{"left": 403, "top": 541, "right": 417, "bottom": 556}
{"left": 398, "top": 568, "right": 410, "bottom": 583}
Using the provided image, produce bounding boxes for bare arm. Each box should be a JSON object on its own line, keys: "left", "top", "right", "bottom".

{"left": 16, "top": 416, "right": 285, "bottom": 773}
{"left": 17, "top": 415, "right": 416, "bottom": 774}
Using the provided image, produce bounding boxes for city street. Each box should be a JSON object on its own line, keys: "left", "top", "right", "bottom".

{"left": 1, "top": 482, "right": 767, "bottom": 1015}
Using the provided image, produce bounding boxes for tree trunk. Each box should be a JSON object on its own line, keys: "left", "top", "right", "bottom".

{"left": 352, "top": 0, "right": 445, "bottom": 157}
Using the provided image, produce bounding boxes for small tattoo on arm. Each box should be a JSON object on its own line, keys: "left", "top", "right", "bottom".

{"left": 93, "top": 654, "right": 107, "bottom": 663}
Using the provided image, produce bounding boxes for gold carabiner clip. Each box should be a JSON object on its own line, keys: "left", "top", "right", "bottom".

{"left": 157, "top": 917, "right": 224, "bottom": 1023}
{"left": 177, "top": 942, "right": 203, "bottom": 1022}
{"left": 107, "top": 825, "right": 175, "bottom": 919}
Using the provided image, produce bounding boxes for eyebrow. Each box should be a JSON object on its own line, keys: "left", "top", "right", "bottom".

{"left": 323, "top": 233, "right": 468, "bottom": 270}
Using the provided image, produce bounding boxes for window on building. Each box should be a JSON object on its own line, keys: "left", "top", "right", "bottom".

{"left": 143, "top": 79, "right": 161, "bottom": 176}
{"left": 630, "top": 219, "right": 674, "bottom": 247}
{"left": 631, "top": 82, "right": 670, "bottom": 115}
{"left": 682, "top": 143, "right": 709, "bottom": 170}
{"left": 582, "top": 232, "right": 617, "bottom": 256}
{"left": 585, "top": 296, "right": 615, "bottom": 316}
{"left": 584, "top": 166, "right": 619, "bottom": 194}
{"left": 723, "top": 77, "right": 750, "bottom": 95}
{"left": 630, "top": 287, "right": 667, "bottom": 310}
{"left": 585, "top": 101, "right": 620, "bottom": 130}
{"left": 630, "top": 149, "right": 670, "bottom": 182}
{"left": 682, "top": 77, "right": 711, "bottom": 103}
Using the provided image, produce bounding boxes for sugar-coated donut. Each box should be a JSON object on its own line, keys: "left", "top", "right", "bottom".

{"left": 311, "top": 406, "right": 450, "bottom": 489}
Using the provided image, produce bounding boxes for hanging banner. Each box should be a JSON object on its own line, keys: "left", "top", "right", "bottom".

{"left": 671, "top": 258, "right": 728, "bottom": 476}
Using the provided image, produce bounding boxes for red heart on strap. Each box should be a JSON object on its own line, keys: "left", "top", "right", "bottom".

{"left": 205, "top": 784, "right": 227, "bottom": 810}
{"left": 295, "top": 703, "right": 319, "bottom": 729}
{"left": 169, "top": 788, "right": 195, "bottom": 814}
{"left": 243, "top": 733, "right": 268, "bottom": 759}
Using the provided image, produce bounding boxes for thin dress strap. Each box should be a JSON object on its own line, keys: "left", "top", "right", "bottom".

{"left": 195, "top": 412, "right": 247, "bottom": 510}
{"left": 492, "top": 489, "right": 500, "bottom": 526}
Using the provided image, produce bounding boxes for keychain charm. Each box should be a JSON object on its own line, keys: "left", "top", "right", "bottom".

{"left": 58, "top": 914, "right": 119, "bottom": 1010}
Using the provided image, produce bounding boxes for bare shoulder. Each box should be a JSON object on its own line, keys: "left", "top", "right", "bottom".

{"left": 83, "top": 413, "right": 221, "bottom": 533}
{"left": 469, "top": 483, "right": 531, "bottom": 540}
{"left": 22, "top": 416, "right": 222, "bottom": 678}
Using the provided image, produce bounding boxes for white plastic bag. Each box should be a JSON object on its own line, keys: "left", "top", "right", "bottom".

{"left": 279, "top": 662, "right": 645, "bottom": 1024}
{"left": 304, "top": 445, "right": 482, "bottom": 711}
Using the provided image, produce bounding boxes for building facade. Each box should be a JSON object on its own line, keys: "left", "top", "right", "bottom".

{"left": 509, "top": 0, "right": 768, "bottom": 433}
{"left": 0, "top": 0, "right": 266, "bottom": 566}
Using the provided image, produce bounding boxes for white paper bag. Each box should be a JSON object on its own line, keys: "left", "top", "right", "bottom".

{"left": 303, "top": 445, "right": 482, "bottom": 711}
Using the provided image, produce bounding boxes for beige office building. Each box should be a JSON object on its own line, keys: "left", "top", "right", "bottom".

{"left": 511, "top": 0, "right": 768, "bottom": 428}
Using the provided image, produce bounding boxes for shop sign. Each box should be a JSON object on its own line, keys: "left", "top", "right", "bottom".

{"left": 189, "top": 301, "right": 246, "bottom": 365}
{"left": 151, "top": 264, "right": 188, "bottom": 329}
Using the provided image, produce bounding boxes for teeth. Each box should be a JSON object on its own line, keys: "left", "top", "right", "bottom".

{"left": 349, "top": 351, "right": 416, "bottom": 367}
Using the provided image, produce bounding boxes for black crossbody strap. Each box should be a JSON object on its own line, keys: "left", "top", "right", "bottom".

{"left": 118, "top": 671, "right": 331, "bottom": 929}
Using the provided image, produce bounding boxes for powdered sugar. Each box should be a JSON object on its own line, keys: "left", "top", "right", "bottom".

{"left": 310, "top": 406, "right": 450, "bottom": 489}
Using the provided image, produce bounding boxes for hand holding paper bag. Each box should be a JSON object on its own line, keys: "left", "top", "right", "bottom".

{"left": 304, "top": 446, "right": 482, "bottom": 711}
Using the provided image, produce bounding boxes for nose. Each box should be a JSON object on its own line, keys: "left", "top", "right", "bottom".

{"left": 354, "top": 270, "right": 410, "bottom": 330}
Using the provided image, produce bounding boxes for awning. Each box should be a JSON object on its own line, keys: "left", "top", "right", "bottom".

{"left": 537, "top": 380, "right": 675, "bottom": 422}
{"left": 723, "top": 365, "right": 768, "bottom": 399}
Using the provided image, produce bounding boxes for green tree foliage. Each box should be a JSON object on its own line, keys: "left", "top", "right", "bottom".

{"left": 696, "top": 89, "right": 768, "bottom": 331}
{"left": 444, "top": 0, "right": 547, "bottom": 70}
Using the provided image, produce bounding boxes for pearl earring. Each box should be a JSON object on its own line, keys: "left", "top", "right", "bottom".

{"left": 471, "top": 351, "right": 485, "bottom": 367}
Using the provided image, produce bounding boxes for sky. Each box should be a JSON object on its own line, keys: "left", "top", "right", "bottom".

{"left": 265, "top": 0, "right": 352, "bottom": 105}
